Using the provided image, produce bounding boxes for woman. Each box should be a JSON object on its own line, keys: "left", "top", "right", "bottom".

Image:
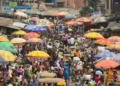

{"left": 56, "top": 68, "right": 63, "bottom": 78}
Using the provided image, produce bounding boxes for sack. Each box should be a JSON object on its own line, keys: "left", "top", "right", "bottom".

{"left": 63, "top": 36, "right": 67, "bottom": 41}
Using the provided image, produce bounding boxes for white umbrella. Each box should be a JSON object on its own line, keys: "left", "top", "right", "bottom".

{"left": 14, "top": 11, "right": 27, "bottom": 18}
{"left": 13, "top": 22, "right": 27, "bottom": 28}
{"left": 90, "top": 14, "right": 101, "bottom": 20}
{"left": 94, "top": 17, "right": 107, "bottom": 23}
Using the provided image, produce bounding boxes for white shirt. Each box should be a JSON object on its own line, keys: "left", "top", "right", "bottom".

{"left": 83, "top": 75, "right": 92, "bottom": 80}
{"left": 70, "top": 37, "right": 75, "bottom": 44}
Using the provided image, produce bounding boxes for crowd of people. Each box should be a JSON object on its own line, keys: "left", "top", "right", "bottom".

{"left": 0, "top": 18, "right": 111, "bottom": 86}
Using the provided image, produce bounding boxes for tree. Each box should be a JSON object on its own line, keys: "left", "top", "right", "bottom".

{"left": 81, "top": 0, "right": 101, "bottom": 16}
{"left": 87, "top": 0, "right": 101, "bottom": 11}
{"left": 80, "top": 6, "right": 93, "bottom": 16}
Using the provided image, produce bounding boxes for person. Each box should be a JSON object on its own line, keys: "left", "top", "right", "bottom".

{"left": 56, "top": 68, "right": 63, "bottom": 78}
{"left": 63, "top": 66, "right": 69, "bottom": 86}
{"left": 95, "top": 75, "right": 100, "bottom": 86}
{"left": 74, "top": 49, "right": 80, "bottom": 58}
{"left": 70, "top": 36, "right": 75, "bottom": 46}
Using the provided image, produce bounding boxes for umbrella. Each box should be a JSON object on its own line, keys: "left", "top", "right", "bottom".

{"left": 95, "top": 51, "right": 116, "bottom": 59}
{"left": 27, "top": 38, "right": 43, "bottom": 43}
{"left": 114, "top": 54, "right": 120, "bottom": 62}
{"left": 108, "top": 36, "right": 120, "bottom": 42}
{"left": 57, "top": 81, "right": 66, "bottom": 86}
{"left": 0, "top": 46, "right": 17, "bottom": 54}
{"left": 95, "top": 38, "right": 114, "bottom": 45}
{"left": 0, "top": 36, "right": 9, "bottom": 42}
{"left": 53, "top": 12, "right": 68, "bottom": 17}
{"left": 66, "top": 20, "right": 83, "bottom": 25}
{"left": 24, "top": 25, "right": 37, "bottom": 31}
{"left": 12, "top": 30, "right": 26, "bottom": 35}
{"left": 25, "top": 10, "right": 41, "bottom": 15}
{"left": 0, "top": 50, "right": 16, "bottom": 62}
{"left": 106, "top": 44, "right": 120, "bottom": 50}
{"left": 30, "top": 17, "right": 39, "bottom": 22}
{"left": 65, "top": 14, "right": 76, "bottom": 19}
{"left": 26, "top": 50, "right": 50, "bottom": 58}
{"left": 0, "top": 42, "right": 13, "bottom": 47}
{"left": 94, "top": 17, "right": 107, "bottom": 23}
{"left": 84, "top": 32, "right": 104, "bottom": 39}
{"left": 14, "top": 11, "right": 27, "bottom": 18}
{"left": 24, "top": 32, "right": 40, "bottom": 40}
{"left": 13, "top": 22, "right": 27, "bottom": 28}
{"left": 10, "top": 38, "right": 26, "bottom": 44}
{"left": 39, "top": 78, "right": 64, "bottom": 83}
{"left": 33, "top": 27, "right": 47, "bottom": 32}
{"left": 76, "top": 17, "right": 91, "bottom": 22}
{"left": 95, "top": 60, "right": 119, "bottom": 68}
{"left": 90, "top": 14, "right": 101, "bottom": 20}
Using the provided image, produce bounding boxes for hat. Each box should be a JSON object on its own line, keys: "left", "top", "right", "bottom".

{"left": 7, "top": 84, "right": 13, "bottom": 86}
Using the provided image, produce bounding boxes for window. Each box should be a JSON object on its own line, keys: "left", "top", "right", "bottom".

{"left": 57, "top": 2, "right": 64, "bottom": 7}
{"left": 45, "top": 0, "right": 52, "bottom": 3}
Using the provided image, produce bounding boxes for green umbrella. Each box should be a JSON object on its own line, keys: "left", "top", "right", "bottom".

{"left": 0, "top": 42, "right": 13, "bottom": 47}
{"left": 25, "top": 10, "right": 41, "bottom": 15}
{"left": 0, "top": 46, "right": 17, "bottom": 54}
{"left": 23, "top": 19, "right": 29, "bottom": 24}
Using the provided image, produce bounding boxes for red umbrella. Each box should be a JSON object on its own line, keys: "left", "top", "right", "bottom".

{"left": 95, "top": 60, "right": 119, "bottom": 68}
{"left": 76, "top": 17, "right": 91, "bottom": 22}
{"left": 24, "top": 32, "right": 40, "bottom": 40}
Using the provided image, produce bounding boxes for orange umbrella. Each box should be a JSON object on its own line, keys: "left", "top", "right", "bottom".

{"left": 95, "top": 38, "right": 114, "bottom": 45}
{"left": 76, "top": 17, "right": 91, "bottom": 22}
{"left": 95, "top": 60, "right": 119, "bottom": 68}
{"left": 108, "top": 36, "right": 120, "bottom": 42}
{"left": 106, "top": 44, "right": 120, "bottom": 50}
{"left": 66, "top": 20, "right": 83, "bottom": 25}
{"left": 24, "top": 32, "right": 40, "bottom": 40}
{"left": 27, "top": 38, "right": 43, "bottom": 43}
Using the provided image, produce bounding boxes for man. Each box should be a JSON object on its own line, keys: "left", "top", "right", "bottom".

{"left": 70, "top": 36, "right": 75, "bottom": 46}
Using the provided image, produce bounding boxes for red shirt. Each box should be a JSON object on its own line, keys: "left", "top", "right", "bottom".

{"left": 95, "top": 76, "right": 100, "bottom": 84}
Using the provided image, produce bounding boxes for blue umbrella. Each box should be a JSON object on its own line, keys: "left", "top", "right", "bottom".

{"left": 65, "top": 14, "right": 76, "bottom": 19}
{"left": 114, "top": 53, "right": 120, "bottom": 62}
{"left": 33, "top": 27, "right": 47, "bottom": 32}
{"left": 95, "top": 51, "right": 116, "bottom": 60}
{"left": 24, "top": 25, "right": 37, "bottom": 31}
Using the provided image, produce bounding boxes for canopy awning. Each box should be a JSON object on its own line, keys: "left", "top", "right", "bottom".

{"left": 7, "top": 25, "right": 22, "bottom": 30}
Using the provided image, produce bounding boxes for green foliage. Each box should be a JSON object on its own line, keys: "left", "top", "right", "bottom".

{"left": 80, "top": 6, "right": 93, "bottom": 16}
{"left": 88, "top": 0, "right": 101, "bottom": 10}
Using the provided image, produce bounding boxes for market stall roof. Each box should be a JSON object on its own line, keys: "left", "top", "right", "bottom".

{"left": 12, "top": 22, "right": 27, "bottom": 28}
{"left": 7, "top": 25, "right": 22, "bottom": 30}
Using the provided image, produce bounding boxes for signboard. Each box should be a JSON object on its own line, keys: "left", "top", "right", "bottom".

{"left": 2, "top": 6, "right": 11, "bottom": 14}
{"left": 9, "top": 2, "right": 17, "bottom": 6}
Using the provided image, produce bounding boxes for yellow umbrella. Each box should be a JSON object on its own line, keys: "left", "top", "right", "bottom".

{"left": 0, "top": 50, "right": 16, "bottom": 61}
{"left": 12, "top": 30, "right": 26, "bottom": 35}
{"left": 26, "top": 50, "right": 50, "bottom": 58}
{"left": 57, "top": 81, "right": 66, "bottom": 86}
{"left": 0, "top": 36, "right": 9, "bottom": 42}
{"left": 84, "top": 32, "right": 104, "bottom": 39}
{"left": 10, "top": 38, "right": 26, "bottom": 44}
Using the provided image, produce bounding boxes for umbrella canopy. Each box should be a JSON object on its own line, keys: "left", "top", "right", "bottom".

{"left": 24, "top": 32, "right": 40, "bottom": 40}
{"left": 0, "top": 42, "right": 13, "bottom": 47}
{"left": 106, "top": 44, "right": 120, "bottom": 50}
{"left": 95, "top": 60, "right": 119, "bottom": 68}
{"left": 24, "top": 25, "right": 37, "bottom": 31}
{"left": 10, "top": 38, "right": 26, "bottom": 44}
{"left": 12, "top": 30, "right": 26, "bottom": 35}
{"left": 94, "top": 17, "right": 107, "bottom": 23}
{"left": 66, "top": 20, "right": 83, "bottom": 25}
{"left": 0, "top": 50, "right": 16, "bottom": 62}
{"left": 22, "top": 19, "right": 29, "bottom": 24}
{"left": 114, "top": 53, "right": 120, "bottom": 62}
{"left": 90, "top": 14, "right": 101, "bottom": 20}
{"left": 25, "top": 10, "right": 41, "bottom": 14}
{"left": 30, "top": 17, "right": 39, "bottom": 22}
{"left": 13, "top": 22, "right": 27, "bottom": 28}
{"left": 27, "top": 50, "right": 50, "bottom": 58}
{"left": 0, "top": 36, "right": 9, "bottom": 42}
{"left": 27, "top": 38, "right": 43, "bottom": 43}
{"left": 33, "top": 27, "right": 47, "bottom": 32}
{"left": 95, "top": 38, "right": 114, "bottom": 45}
{"left": 53, "top": 12, "right": 68, "bottom": 17}
{"left": 0, "top": 46, "right": 17, "bottom": 54}
{"left": 76, "top": 17, "right": 91, "bottom": 22}
{"left": 108, "top": 36, "right": 120, "bottom": 42}
{"left": 84, "top": 32, "right": 104, "bottom": 39}
{"left": 65, "top": 14, "right": 76, "bottom": 19}
{"left": 95, "top": 51, "right": 116, "bottom": 59}
{"left": 14, "top": 11, "right": 27, "bottom": 18}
